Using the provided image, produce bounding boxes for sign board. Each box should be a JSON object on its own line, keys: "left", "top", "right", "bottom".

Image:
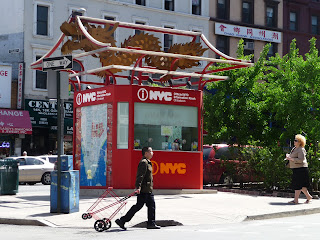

{"left": 43, "top": 55, "right": 73, "bottom": 71}
{"left": 17, "top": 63, "right": 24, "bottom": 109}
{"left": 0, "top": 64, "right": 12, "bottom": 108}
{"left": 24, "top": 99, "right": 73, "bottom": 135}
{"left": 0, "top": 109, "right": 32, "bottom": 134}
{"left": 47, "top": 71, "right": 70, "bottom": 100}
{"left": 215, "top": 22, "right": 281, "bottom": 43}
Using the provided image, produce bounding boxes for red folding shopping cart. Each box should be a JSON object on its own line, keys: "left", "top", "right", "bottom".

{"left": 82, "top": 187, "right": 137, "bottom": 232}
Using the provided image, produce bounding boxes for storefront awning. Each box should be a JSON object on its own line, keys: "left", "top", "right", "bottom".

{"left": 0, "top": 109, "right": 32, "bottom": 134}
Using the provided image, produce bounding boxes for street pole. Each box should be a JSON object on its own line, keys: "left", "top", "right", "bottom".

{"left": 57, "top": 71, "right": 64, "bottom": 213}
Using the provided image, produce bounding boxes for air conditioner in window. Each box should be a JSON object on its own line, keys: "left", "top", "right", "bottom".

{"left": 244, "top": 42, "right": 254, "bottom": 50}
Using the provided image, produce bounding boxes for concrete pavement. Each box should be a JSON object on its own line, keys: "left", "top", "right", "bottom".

{"left": 1, "top": 186, "right": 320, "bottom": 230}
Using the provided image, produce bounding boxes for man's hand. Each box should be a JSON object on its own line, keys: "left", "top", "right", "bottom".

{"left": 135, "top": 188, "right": 141, "bottom": 194}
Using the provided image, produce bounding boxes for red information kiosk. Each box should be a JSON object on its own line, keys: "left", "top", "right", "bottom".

{"left": 30, "top": 15, "right": 252, "bottom": 190}
{"left": 73, "top": 84, "right": 203, "bottom": 189}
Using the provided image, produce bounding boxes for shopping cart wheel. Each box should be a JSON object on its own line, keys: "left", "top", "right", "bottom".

{"left": 94, "top": 220, "right": 106, "bottom": 232}
{"left": 87, "top": 213, "right": 92, "bottom": 219}
{"left": 103, "top": 218, "right": 112, "bottom": 230}
{"left": 82, "top": 213, "right": 88, "bottom": 220}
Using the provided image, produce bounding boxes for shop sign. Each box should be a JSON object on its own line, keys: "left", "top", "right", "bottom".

{"left": 25, "top": 99, "right": 73, "bottom": 135}
{"left": 215, "top": 22, "right": 281, "bottom": 43}
{"left": 17, "top": 63, "right": 23, "bottom": 109}
{"left": 0, "top": 64, "right": 12, "bottom": 108}
{"left": 25, "top": 99, "right": 73, "bottom": 119}
{"left": 0, "top": 141, "right": 10, "bottom": 148}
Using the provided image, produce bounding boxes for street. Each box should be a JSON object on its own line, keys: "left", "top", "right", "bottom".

{"left": 1, "top": 213, "right": 320, "bottom": 240}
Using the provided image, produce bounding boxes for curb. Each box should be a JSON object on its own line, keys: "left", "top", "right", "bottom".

{"left": 245, "top": 207, "right": 320, "bottom": 221}
{"left": 80, "top": 189, "right": 218, "bottom": 197}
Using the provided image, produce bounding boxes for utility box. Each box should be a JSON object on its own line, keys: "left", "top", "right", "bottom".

{"left": 50, "top": 170, "right": 79, "bottom": 213}
{"left": 61, "top": 155, "right": 73, "bottom": 171}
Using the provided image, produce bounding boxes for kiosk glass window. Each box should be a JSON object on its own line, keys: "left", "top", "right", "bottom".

{"left": 117, "top": 102, "right": 129, "bottom": 149}
{"left": 134, "top": 103, "right": 198, "bottom": 151}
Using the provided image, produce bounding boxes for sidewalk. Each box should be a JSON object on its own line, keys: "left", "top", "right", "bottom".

{"left": 1, "top": 187, "right": 320, "bottom": 229}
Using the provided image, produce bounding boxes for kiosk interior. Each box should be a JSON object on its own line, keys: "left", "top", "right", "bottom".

{"left": 30, "top": 15, "right": 253, "bottom": 190}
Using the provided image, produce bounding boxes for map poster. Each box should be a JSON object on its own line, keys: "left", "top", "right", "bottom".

{"left": 78, "top": 103, "right": 112, "bottom": 187}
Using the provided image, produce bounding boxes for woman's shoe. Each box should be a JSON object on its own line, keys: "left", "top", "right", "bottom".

{"left": 288, "top": 200, "right": 298, "bottom": 204}
{"left": 305, "top": 199, "right": 312, "bottom": 204}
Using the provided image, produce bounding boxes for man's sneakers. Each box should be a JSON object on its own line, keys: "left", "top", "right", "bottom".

{"left": 147, "top": 224, "right": 161, "bottom": 229}
{"left": 115, "top": 219, "right": 127, "bottom": 230}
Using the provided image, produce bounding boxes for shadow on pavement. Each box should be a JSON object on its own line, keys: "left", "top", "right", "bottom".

{"left": 269, "top": 202, "right": 295, "bottom": 206}
{"left": 16, "top": 195, "right": 50, "bottom": 201}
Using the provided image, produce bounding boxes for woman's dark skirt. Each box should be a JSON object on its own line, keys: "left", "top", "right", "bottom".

{"left": 291, "top": 167, "right": 310, "bottom": 190}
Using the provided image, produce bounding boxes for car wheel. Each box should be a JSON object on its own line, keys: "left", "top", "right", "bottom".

{"left": 41, "top": 172, "right": 51, "bottom": 185}
{"left": 219, "top": 174, "right": 234, "bottom": 186}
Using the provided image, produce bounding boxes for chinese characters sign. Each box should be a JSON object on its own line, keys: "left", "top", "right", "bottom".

{"left": 17, "top": 63, "right": 24, "bottom": 109}
{"left": 215, "top": 22, "right": 281, "bottom": 43}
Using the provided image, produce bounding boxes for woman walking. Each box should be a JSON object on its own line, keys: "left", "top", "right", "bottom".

{"left": 286, "top": 134, "right": 313, "bottom": 204}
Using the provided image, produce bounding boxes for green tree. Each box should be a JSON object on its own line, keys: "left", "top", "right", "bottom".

{"left": 263, "top": 38, "right": 320, "bottom": 187}
{"left": 203, "top": 39, "right": 269, "bottom": 145}
{"left": 203, "top": 38, "right": 320, "bottom": 190}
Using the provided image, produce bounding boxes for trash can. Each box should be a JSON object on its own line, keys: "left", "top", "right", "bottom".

{"left": 0, "top": 158, "right": 19, "bottom": 195}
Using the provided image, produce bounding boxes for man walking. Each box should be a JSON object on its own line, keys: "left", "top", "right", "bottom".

{"left": 115, "top": 147, "right": 160, "bottom": 230}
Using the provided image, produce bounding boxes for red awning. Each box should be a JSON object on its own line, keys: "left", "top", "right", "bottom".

{"left": 0, "top": 109, "right": 32, "bottom": 134}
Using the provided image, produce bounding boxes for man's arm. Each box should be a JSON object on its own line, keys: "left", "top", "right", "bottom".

{"left": 135, "top": 160, "right": 147, "bottom": 192}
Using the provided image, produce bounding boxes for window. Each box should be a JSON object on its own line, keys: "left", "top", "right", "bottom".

{"left": 117, "top": 102, "right": 129, "bottom": 149}
{"left": 192, "top": 0, "right": 201, "bottom": 15}
{"left": 72, "top": 10, "right": 83, "bottom": 16}
{"left": 312, "top": 16, "right": 319, "bottom": 35}
{"left": 266, "top": 42, "right": 277, "bottom": 59}
{"left": 216, "top": 36, "right": 229, "bottom": 57}
{"left": 290, "top": 12, "right": 298, "bottom": 31}
{"left": 36, "top": 56, "right": 47, "bottom": 89}
{"left": 242, "top": 1, "right": 253, "bottom": 24}
{"left": 105, "top": 16, "right": 116, "bottom": 38}
{"left": 217, "top": 0, "right": 229, "bottom": 20}
{"left": 135, "top": 21, "right": 145, "bottom": 35}
{"left": 37, "top": 5, "right": 49, "bottom": 35}
{"left": 164, "top": 26, "right": 174, "bottom": 52}
{"left": 243, "top": 39, "right": 254, "bottom": 56}
{"left": 266, "top": 6, "right": 277, "bottom": 28}
{"left": 134, "top": 103, "right": 198, "bottom": 151}
{"left": 136, "top": 0, "right": 146, "bottom": 5}
{"left": 165, "top": 0, "right": 174, "bottom": 11}
{"left": 69, "top": 60, "right": 82, "bottom": 92}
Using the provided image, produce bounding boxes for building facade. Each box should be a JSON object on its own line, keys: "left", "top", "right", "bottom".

{"left": 283, "top": 0, "right": 320, "bottom": 55}
{"left": 209, "top": 0, "right": 284, "bottom": 62}
{"left": 0, "top": 0, "right": 209, "bottom": 156}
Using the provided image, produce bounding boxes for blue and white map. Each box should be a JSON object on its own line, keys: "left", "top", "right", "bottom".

{"left": 80, "top": 104, "right": 109, "bottom": 186}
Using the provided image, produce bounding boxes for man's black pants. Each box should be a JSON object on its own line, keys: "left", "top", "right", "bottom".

{"left": 120, "top": 192, "right": 156, "bottom": 226}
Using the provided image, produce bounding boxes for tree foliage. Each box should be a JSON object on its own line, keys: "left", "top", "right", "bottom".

{"left": 203, "top": 38, "right": 320, "bottom": 190}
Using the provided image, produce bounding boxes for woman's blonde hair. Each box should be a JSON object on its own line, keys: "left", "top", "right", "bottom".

{"left": 295, "top": 134, "right": 306, "bottom": 147}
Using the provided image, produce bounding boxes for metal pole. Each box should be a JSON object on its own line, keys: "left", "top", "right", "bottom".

{"left": 57, "top": 71, "right": 64, "bottom": 213}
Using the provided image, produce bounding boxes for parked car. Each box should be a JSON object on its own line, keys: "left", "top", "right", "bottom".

{"left": 5, "top": 156, "right": 54, "bottom": 185}
{"left": 38, "top": 155, "right": 58, "bottom": 164}
{"left": 203, "top": 144, "right": 259, "bottom": 185}
{"left": 39, "top": 155, "right": 73, "bottom": 170}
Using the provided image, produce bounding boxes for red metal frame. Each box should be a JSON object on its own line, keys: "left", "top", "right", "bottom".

{"left": 29, "top": 16, "right": 253, "bottom": 191}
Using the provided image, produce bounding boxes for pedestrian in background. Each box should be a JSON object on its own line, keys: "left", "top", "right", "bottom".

{"left": 115, "top": 146, "right": 160, "bottom": 230}
{"left": 286, "top": 134, "right": 313, "bottom": 204}
{"left": 22, "top": 151, "right": 27, "bottom": 156}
